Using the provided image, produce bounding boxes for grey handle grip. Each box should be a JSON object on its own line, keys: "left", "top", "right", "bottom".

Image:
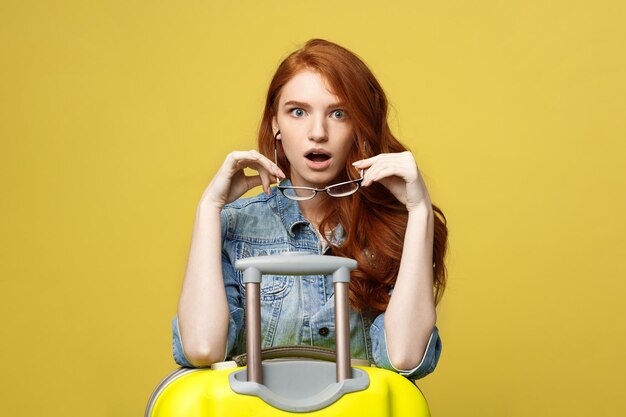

{"left": 234, "top": 252, "right": 357, "bottom": 385}
{"left": 236, "top": 253, "right": 357, "bottom": 279}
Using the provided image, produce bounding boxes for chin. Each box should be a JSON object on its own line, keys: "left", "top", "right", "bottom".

{"left": 292, "top": 162, "right": 344, "bottom": 188}
{"left": 306, "top": 173, "right": 340, "bottom": 188}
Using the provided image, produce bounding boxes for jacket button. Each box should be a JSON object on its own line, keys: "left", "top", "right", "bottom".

{"left": 319, "top": 327, "right": 329, "bottom": 336}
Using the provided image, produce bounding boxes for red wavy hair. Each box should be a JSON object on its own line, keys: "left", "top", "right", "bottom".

{"left": 258, "top": 39, "right": 448, "bottom": 314}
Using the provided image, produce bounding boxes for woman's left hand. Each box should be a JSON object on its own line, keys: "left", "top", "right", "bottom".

{"left": 353, "top": 151, "right": 431, "bottom": 212}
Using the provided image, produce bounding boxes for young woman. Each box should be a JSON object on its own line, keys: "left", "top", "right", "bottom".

{"left": 173, "top": 39, "right": 448, "bottom": 380}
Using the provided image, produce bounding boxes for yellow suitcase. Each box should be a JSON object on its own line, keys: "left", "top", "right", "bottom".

{"left": 146, "top": 253, "right": 431, "bottom": 416}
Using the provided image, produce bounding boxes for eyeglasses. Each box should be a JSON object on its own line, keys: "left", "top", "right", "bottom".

{"left": 273, "top": 130, "right": 364, "bottom": 201}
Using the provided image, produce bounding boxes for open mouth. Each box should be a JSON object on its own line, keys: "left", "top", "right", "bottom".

{"left": 305, "top": 151, "right": 331, "bottom": 162}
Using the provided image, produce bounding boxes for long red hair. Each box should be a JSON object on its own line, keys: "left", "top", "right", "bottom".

{"left": 258, "top": 39, "right": 448, "bottom": 314}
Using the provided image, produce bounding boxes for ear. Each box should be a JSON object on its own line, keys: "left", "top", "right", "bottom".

{"left": 272, "top": 116, "right": 281, "bottom": 140}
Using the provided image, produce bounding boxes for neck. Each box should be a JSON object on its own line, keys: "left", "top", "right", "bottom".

{"left": 297, "top": 194, "right": 329, "bottom": 230}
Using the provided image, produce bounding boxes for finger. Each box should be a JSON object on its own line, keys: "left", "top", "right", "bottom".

{"left": 258, "top": 169, "right": 275, "bottom": 195}
{"left": 231, "top": 150, "right": 286, "bottom": 179}
{"left": 227, "top": 150, "right": 261, "bottom": 163}
{"left": 242, "top": 172, "right": 278, "bottom": 196}
{"left": 352, "top": 153, "right": 386, "bottom": 169}
{"left": 222, "top": 151, "right": 256, "bottom": 177}
{"left": 363, "top": 164, "right": 408, "bottom": 187}
{"left": 254, "top": 153, "right": 286, "bottom": 179}
{"left": 354, "top": 151, "right": 416, "bottom": 169}
{"left": 244, "top": 150, "right": 283, "bottom": 195}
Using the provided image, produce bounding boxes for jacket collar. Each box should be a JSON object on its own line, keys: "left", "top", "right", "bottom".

{"left": 274, "top": 180, "right": 310, "bottom": 237}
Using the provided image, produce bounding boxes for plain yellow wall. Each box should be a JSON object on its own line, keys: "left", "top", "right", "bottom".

{"left": 1, "top": 1, "right": 625, "bottom": 416}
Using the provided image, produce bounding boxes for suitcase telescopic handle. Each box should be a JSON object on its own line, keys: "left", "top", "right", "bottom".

{"left": 234, "top": 253, "right": 357, "bottom": 385}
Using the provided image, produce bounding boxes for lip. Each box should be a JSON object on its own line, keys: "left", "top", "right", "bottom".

{"left": 304, "top": 148, "right": 332, "bottom": 157}
{"left": 305, "top": 158, "right": 332, "bottom": 171}
{"left": 304, "top": 148, "right": 332, "bottom": 171}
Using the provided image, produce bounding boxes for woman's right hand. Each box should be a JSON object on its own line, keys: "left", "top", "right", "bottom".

{"left": 200, "top": 150, "right": 286, "bottom": 209}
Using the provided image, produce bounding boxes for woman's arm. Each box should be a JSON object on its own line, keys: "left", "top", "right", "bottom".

{"left": 177, "top": 150, "right": 284, "bottom": 367}
{"left": 353, "top": 152, "right": 437, "bottom": 370}
{"left": 177, "top": 203, "right": 229, "bottom": 367}
{"left": 383, "top": 201, "right": 436, "bottom": 370}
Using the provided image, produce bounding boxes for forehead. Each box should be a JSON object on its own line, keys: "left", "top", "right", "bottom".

{"left": 278, "top": 70, "right": 340, "bottom": 105}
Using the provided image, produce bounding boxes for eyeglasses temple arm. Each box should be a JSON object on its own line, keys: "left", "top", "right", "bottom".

{"left": 274, "top": 132, "right": 280, "bottom": 186}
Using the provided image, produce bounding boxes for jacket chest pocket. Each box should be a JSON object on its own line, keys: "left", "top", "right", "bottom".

{"left": 236, "top": 243, "right": 294, "bottom": 300}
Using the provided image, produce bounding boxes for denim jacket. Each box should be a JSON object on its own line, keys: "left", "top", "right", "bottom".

{"left": 173, "top": 185, "right": 442, "bottom": 380}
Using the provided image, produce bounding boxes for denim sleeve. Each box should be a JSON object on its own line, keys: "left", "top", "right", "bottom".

{"left": 221, "top": 248, "right": 245, "bottom": 357}
{"left": 370, "top": 313, "right": 442, "bottom": 380}
{"left": 172, "top": 315, "right": 192, "bottom": 367}
{"left": 171, "top": 209, "right": 245, "bottom": 367}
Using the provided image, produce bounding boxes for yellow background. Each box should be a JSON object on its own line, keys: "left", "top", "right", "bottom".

{"left": 1, "top": 1, "right": 625, "bottom": 416}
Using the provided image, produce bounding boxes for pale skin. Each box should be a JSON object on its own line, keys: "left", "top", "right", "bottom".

{"left": 177, "top": 70, "right": 436, "bottom": 369}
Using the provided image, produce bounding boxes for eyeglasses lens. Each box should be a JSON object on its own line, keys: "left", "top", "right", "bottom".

{"left": 280, "top": 187, "right": 317, "bottom": 201}
{"left": 326, "top": 182, "right": 360, "bottom": 197}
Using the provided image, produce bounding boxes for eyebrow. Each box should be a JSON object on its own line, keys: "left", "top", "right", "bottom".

{"left": 283, "top": 100, "right": 346, "bottom": 109}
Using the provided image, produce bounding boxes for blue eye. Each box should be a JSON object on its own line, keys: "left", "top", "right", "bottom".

{"left": 332, "top": 110, "right": 345, "bottom": 119}
{"left": 290, "top": 108, "right": 305, "bottom": 117}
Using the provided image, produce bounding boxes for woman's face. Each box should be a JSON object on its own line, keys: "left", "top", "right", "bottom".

{"left": 272, "top": 70, "right": 354, "bottom": 189}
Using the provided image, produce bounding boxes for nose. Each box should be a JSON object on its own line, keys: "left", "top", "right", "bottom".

{"left": 307, "top": 115, "right": 328, "bottom": 143}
